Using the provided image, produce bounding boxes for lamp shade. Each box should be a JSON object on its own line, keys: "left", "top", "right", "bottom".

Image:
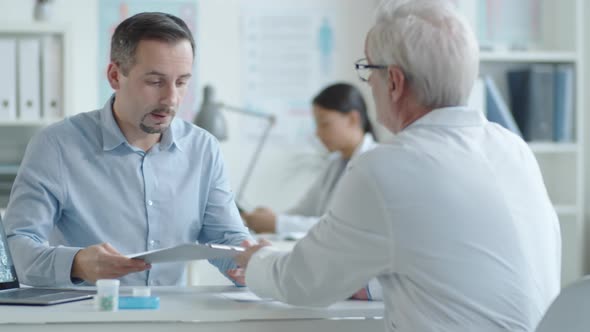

{"left": 191, "top": 85, "right": 276, "bottom": 202}
{"left": 193, "top": 85, "right": 228, "bottom": 141}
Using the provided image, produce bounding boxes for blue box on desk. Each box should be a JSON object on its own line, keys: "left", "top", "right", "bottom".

{"left": 118, "top": 296, "right": 160, "bottom": 310}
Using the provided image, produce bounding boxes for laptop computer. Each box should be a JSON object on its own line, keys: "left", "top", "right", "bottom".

{"left": 0, "top": 216, "right": 94, "bottom": 305}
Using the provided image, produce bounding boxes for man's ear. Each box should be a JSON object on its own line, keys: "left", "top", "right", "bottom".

{"left": 106, "top": 63, "right": 122, "bottom": 90}
{"left": 387, "top": 66, "right": 406, "bottom": 103}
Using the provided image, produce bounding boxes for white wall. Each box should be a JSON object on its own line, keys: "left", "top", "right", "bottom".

{"left": 199, "top": 0, "right": 383, "bottom": 209}
{"left": 0, "top": 0, "right": 382, "bottom": 211}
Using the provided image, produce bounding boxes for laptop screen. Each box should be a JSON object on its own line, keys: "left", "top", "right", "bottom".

{"left": 0, "top": 216, "right": 19, "bottom": 290}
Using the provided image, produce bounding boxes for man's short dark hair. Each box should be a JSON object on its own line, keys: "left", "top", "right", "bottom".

{"left": 110, "top": 12, "right": 195, "bottom": 75}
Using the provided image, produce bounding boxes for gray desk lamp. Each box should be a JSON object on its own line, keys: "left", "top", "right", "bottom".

{"left": 194, "top": 85, "right": 276, "bottom": 202}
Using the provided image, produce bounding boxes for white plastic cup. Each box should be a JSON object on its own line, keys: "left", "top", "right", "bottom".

{"left": 96, "top": 279, "right": 120, "bottom": 312}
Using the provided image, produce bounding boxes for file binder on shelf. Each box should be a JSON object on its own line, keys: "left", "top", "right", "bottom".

{"left": 0, "top": 39, "right": 17, "bottom": 121}
{"left": 17, "top": 38, "right": 42, "bottom": 121}
{"left": 507, "top": 64, "right": 574, "bottom": 143}
{"left": 41, "top": 35, "right": 63, "bottom": 120}
{"left": 506, "top": 68, "right": 531, "bottom": 139}
{"left": 527, "top": 64, "right": 555, "bottom": 142}
{"left": 553, "top": 64, "right": 575, "bottom": 142}
{"left": 483, "top": 76, "right": 522, "bottom": 137}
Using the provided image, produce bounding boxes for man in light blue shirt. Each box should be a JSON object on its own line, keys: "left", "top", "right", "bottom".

{"left": 3, "top": 12, "right": 251, "bottom": 287}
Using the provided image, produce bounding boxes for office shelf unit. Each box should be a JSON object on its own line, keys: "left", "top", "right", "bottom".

{"left": 0, "top": 23, "right": 71, "bottom": 205}
{"left": 0, "top": 22, "right": 72, "bottom": 126}
{"left": 473, "top": 0, "right": 585, "bottom": 286}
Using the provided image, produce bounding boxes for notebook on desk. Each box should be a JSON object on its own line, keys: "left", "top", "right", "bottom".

{"left": 0, "top": 215, "right": 93, "bottom": 305}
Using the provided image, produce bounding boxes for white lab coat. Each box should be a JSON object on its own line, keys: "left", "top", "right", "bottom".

{"left": 246, "top": 107, "right": 560, "bottom": 332}
{"left": 276, "top": 133, "right": 381, "bottom": 299}
{"left": 276, "top": 133, "right": 377, "bottom": 235}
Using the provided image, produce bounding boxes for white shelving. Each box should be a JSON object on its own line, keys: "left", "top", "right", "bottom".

{"left": 0, "top": 22, "right": 72, "bottom": 126}
{"left": 0, "top": 23, "right": 72, "bottom": 208}
{"left": 529, "top": 143, "right": 579, "bottom": 154}
{"left": 0, "top": 120, "right": 55, "bottom": 127}
{"left": 0, "top": 165, "right": 19, "bottom": 175}
{"left": 479, "top": 51, "right": 578, "bottom": 63}
{"left": 555, "top": 205, "right": 580, "bottom": 217}
{"left": 466, "top": 0, "right": 585, "bottom": 286}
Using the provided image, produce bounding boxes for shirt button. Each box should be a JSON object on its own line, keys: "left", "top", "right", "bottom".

{"left": 148, "top": 200, "right": 153, "bottom": 206}
{"left": 148, "top": 240, "right": 160, "bottom": 249}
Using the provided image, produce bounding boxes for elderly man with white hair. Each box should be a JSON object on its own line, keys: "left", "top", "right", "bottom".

{"left": 231, "top": 0, "right": 561, "bottom": 331}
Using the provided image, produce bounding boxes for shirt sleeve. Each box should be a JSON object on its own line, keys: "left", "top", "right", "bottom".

{"left": 197, "top": 138, "right": 253, "bottom": 278}
{"left": 275, "top": 214, "right": 320, "bottom": 235}
{"left": 3, "top": 130, "right": 83, "bottom": 287}
{"left": 245, "top": 161, "right": 393, "bottom": 306}
{"left": 367, "top": 278, "right": 383, "bottom": 301}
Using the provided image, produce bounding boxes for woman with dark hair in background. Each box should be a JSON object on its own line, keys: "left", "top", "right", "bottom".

{"left": 243, "top": 83, "right": 377, "bottom": 236}
{"left": 242, "top": 83, "right": 381, "bottom": 300}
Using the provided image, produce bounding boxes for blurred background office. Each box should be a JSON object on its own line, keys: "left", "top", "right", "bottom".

{"left": 0, "top": 0, "right": 588, "bottom": 288}
{"left": 241, "top": 82, "right": 377, "bottom": 237}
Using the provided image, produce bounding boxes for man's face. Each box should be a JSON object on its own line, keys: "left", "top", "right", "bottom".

{"left": 364, "top": 36, "right": 395, "bottom": 131}
{"left": 110, "top": 39, "right": 193, "bottom": 135}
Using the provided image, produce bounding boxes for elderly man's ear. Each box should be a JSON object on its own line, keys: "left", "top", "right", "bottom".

{"left": 388, "top": 66, "right": 405, "bottom": 102}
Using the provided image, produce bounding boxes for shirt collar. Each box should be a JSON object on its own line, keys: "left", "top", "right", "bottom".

{"left": 161, "top": 119, "right": 184, "bottom": 152}
{"left": 406, "top": 106, "right": 486, "bottom": 130}
{"left": 100, "top": 94, "right": 185, "bottom": 152}
{"left": 100, "top": 95, "right": 127, "bottom": 151}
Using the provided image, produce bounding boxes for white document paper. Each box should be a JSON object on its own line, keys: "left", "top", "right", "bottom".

{"left": 127, "top": 243, "right": 245, "bottom": 264}
{"left": 219, "top": 291, "right": 274, "bottom": 303}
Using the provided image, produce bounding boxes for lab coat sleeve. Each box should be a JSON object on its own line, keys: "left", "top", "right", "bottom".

{"left": 367, "top": 278, "right": 383, "bottom": 300}
{"left": 245, "top": 162, "right": 393, "bottom": 306}
{"left": 275, "top": 214, "right": 320, "bottom": 235}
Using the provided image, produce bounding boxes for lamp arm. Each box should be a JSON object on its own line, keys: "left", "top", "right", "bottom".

{"left": 235, "top": 114, "right": 275, "bottom": 202}
{"left": 218, "top": 103, "right": 275, "bottom": 121}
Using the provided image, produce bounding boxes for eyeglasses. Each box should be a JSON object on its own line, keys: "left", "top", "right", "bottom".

{"left": 354, "top": 58, "right": 388, "bottom": 82}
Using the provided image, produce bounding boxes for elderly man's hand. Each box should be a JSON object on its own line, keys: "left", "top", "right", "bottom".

{"left": 350, "top": 287, "right": 370, "bottom": 300}
{"left": 226, "top": 268, "right": 246, "bottom": 286}
{"left": 227, "top": 239, "right": 272, "bottom": 285}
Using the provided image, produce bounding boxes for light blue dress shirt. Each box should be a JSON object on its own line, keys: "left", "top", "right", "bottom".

{"left": 3, "top": 96, "right": 251, "bottom": 287}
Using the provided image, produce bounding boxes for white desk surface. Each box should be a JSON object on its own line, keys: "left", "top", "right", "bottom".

{"left": 0, "top": 286, "right": 385, "bottom": 332}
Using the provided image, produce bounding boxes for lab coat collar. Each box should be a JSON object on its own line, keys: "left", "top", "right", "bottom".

{"left": 406, "top": 106, "right": 486, "bottom": 130}
{"left": 351, "top": 133, "right": 377, "bottom": 160}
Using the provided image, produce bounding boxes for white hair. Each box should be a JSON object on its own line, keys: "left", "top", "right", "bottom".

{"left": 367, "top": 0, "right": 479, "bottom": 108}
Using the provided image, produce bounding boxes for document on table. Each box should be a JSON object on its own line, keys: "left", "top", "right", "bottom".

{"left": 219, "top": 291, "right": 275, "bottom": 303}
{"left": 127, "top": 243, "right": 245, "bottom": 264}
